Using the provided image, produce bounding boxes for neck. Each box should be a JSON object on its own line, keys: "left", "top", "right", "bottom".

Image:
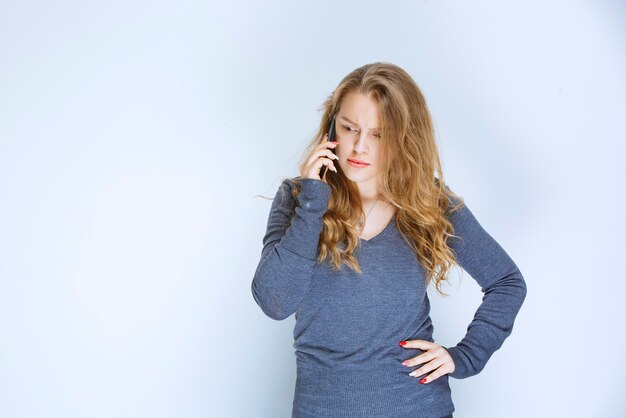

{"left": 356, "top": 183, "right": 379, "bottom": 203}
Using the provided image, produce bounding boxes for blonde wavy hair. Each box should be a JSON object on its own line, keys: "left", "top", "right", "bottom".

{"left": 276, "top": 62, "right": 466, "bottom": 296}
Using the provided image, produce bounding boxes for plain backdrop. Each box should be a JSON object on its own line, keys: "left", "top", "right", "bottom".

{"left": 1, "top": 1, "right": 624, "bottom": 417}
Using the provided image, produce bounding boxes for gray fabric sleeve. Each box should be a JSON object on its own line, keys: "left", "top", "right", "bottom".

{"left": 251, "top": 178, "right": 331, "bottom": 320}
{"left": 443, "top": 199, "right": 528, "bottom": 379}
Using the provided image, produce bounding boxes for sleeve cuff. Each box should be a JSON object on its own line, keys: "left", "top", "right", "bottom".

{"left": 297, "top": 178, "right": 331, "bottom": 211}
{"left": 277, "top": 178, "right": 331, "bottom": 260}
{"left": 445, "top": 346, "right": 470, "bottom": 379}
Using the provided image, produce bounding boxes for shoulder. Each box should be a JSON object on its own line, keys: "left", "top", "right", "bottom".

{"left": 435, "top": 178, "right": 466, "bottom": 213}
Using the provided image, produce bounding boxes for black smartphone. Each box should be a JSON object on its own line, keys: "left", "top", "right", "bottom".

{"left": 319, "top": 117, "right": 336, "bottom": 179}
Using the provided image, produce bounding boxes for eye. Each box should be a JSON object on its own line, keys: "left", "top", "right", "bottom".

{"left": 342, "top": 125, "right": 357, "bottom": 133}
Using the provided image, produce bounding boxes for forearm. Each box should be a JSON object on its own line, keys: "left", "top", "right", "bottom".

{"left": 252, "top": 245, "right": 320, "bottom": 320}
{"left": 446, "top": 267, "right": 527, "bottom": 379}
{"left": 251, "top": 178, "right": 331, "bottom": 320}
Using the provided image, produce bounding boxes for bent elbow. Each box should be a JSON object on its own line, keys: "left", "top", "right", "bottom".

{"left": 515, "top": 269, "right": 528, "bottom": 303}
{"left": 265, "top": 308, "right": 293, "bottom": 321}
{"left": 498, "top": 267, "right": 528, "bottom": 301}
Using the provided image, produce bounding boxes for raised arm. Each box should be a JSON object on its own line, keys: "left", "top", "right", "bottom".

{"left": 443, "top": 197, "right": 528, "bottom": 379}
{"left": 251, "top": 177, "right": 331, "bottom": 320}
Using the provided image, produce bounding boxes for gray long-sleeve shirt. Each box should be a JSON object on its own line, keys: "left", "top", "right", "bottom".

{"left": 251, "top": 177, "right": 527, "bottom": 417}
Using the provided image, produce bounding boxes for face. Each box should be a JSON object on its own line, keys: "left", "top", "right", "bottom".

{"left": 334, "top": 91, "right": 383, "bottom": 189}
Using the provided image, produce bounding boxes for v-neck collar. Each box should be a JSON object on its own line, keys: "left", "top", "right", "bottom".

{"left": 358, "top": 215, "right": 397, "bottom": 245}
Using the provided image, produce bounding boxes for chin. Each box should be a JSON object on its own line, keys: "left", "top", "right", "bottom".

{"left": 343, "top": 171, "right": 376, "bottom": 183}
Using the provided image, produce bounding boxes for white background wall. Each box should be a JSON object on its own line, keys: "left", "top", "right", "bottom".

{"left": 1, "top": 1, "right": 624, "bottom": 417}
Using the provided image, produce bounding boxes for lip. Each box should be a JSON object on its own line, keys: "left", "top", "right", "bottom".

{"left": 348, "top": 159, "right": 370, "bottom": 168}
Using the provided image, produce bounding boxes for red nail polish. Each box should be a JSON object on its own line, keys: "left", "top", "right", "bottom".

{"left": 399, "top": 341, "right": 406, "bottom": 346}
{"left": 420, "top": 378, "right": 427, "bottom": 384}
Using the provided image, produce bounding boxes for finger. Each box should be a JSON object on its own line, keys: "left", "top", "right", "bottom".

{"left": 321, "top": 163, "right": 328, "bottom": 183}
{"left": 402, "top": 343, "right": 450, "bottom": 368}
{"left": 324, "top": 149, "right": 339, "bottom": 161}
{"left": 401, "top": 351, "right": 437, "bottom": 368}
{"left": 306, "top": 145, "right": 337, "bottom": 169}
{"left": 317, "top": 158, "right": 336, "bottom": 172}
{"left": 303, "top": 155, "right": 331, "bottom": 178}
{"left": 417, "top": 365, "right": 449, "bottom": 384}
{"left": 314, "top": 158, "right": 336, "bottom": 176}
{"left": 322, "top": 162, "right": 337, "bottom": 183}
{"left": 400, "top": 339, "right": 436, "bottom": 350}
{"left": 408, "top": 357, "right": 445, "bottom": 379}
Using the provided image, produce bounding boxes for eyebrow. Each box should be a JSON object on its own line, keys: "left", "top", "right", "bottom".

{"left": 339, "top": 116, "right": 380, "bottom": 132}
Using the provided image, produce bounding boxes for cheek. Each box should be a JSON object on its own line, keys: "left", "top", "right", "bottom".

{"left": 335, "top": 145, "right": 347, "bottom": 160}
{"left": 334, "top": 148, "right": 346, "bottom": 167}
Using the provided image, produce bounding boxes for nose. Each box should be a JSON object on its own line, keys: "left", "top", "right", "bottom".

{"left": 353, "top": 132, "right": 369, "bottom": 154}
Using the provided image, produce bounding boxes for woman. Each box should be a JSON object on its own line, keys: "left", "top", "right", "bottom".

{"left": 251, "top": 62, "right": 527, "bottom": 418}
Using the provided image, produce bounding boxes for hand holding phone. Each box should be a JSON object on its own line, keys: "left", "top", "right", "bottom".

{"left": 318, "top": 117, "right": 337, "bottom": 179}
{"left": 298, "top": 117, "right": 339, "bottom": 182}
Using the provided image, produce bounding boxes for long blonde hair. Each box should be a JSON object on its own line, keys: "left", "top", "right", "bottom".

{"left": 281, "top": 62, "right": 465, "bottom": 296}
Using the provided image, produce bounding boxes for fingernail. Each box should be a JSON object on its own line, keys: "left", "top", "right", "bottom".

{"left": 420, "top": 378, "right": 427, "bottom": 384}
{"left": 402, "top": 361, "right": 408, "bottom": 366}
{"left": 399, "top": 341, "right": 406, "bottom": 346}
{"left": 331, "top": 166, "right": 337, "bottom": 173}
